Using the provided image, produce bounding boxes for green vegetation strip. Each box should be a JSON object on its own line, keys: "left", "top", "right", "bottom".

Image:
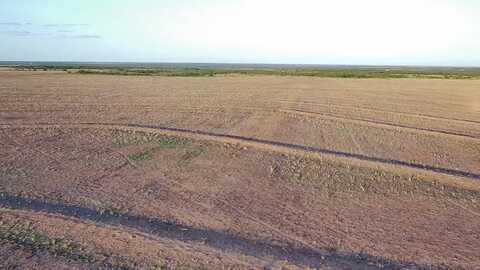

{"left": 75, "top": 68, "right": 480, "bottom": 79}
{"left": 112, "top": 131, "right": 205, "bottom": 164}
{"left": 127, "top": 150, "right": 154, "bottom": 162}
{"left": 125, "top": 136, "right": 192, "bottom": 162}
{"left": 0, "top": 220, "right": 92, "bottom": 263}
{"left": 12, "top": 64, "right": 480, "bottom": 79}
{"left": 0, "top": 219, "right": 197, "bottom": 270}
{"left": 0, "top": 219, "right": 144, "bottom": 269}
{"left": 113, "top": 133, "right": 191, "bottom": 147}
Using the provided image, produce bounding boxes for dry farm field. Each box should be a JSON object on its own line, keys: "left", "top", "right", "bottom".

{"left": 0, "top": 70, "right": 479, "bottom": 269}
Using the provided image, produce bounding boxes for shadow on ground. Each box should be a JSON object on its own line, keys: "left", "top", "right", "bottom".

{"left": 0, "top": 193, "right": 440, "bottom": 270}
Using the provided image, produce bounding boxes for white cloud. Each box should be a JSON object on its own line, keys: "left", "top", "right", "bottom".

{"left": 1, "top": 0, "right": 478, "bottom": 65}
{"left": 137, "top": 0, "right": 479, "bottom": 64}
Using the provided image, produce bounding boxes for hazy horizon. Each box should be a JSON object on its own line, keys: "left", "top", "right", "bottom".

{"left": 3, "top": 61, "right": 480, "bottom": 69}
{"left": 1, "top": 0, "right": 479, "bottom": 67}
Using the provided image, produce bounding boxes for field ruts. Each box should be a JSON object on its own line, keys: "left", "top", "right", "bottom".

{"left": 2, "top": 123, "right": 479, "bottom": 180}
{"left": 279, "top": 109, "right": 480, "bottom": 139}
{"left": 0, "top": 193, "right": 454, "bottom": 270}
{"left": 1, "top": 72, "right": 479, "bottom": 269}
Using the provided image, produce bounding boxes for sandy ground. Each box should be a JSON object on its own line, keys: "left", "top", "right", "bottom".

{"left": 0, "top": 71, "right": 479, "bottom": 269}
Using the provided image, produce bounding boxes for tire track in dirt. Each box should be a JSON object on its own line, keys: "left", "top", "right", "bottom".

{"left": 0, "top": 193, "right": 434, "bottom": 269}
{"left": 275, "top": 99, "right": 480, "bottom": 125}
{"left": 1, "top": 123, "right": 479, "bottom": 180}
{"left": 4, "top": 101, "right": 478, "bottom": 138}
{"left": 1, "top": 131, "right": 65, "bottom": 165}
{"left": 279, "top": 109, "right": 480, "bottom": 140}
{"left": 6, "top": 100, "right": 479, "bottom": 126}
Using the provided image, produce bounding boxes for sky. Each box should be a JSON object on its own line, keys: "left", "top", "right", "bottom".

{"left": 0, "top": 0, "right": 479, "bottom": 66}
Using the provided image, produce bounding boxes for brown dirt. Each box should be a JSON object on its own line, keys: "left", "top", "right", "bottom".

{"left": 0, "top": 242, "right": 91, "bottom": 270}
{"left": 0, "top": 71, "right": 479, "bottom": 269}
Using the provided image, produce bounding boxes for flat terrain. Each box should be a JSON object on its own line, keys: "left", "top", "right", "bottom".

{"left": 0, "top": 70, "right": 479, "bottom": 269}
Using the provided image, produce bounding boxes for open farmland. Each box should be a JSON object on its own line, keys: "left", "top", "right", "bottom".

{"left": 0, "top": 70, "right": 479, "bottom": 269}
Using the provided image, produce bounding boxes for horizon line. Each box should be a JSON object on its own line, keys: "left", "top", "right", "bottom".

{"left": 1, "top": 60, "right": 480, "bottom": 69}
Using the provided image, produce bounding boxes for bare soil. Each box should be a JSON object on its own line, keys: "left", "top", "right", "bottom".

{"left": 0, "top": 71, "right": 479, "bottom": 269}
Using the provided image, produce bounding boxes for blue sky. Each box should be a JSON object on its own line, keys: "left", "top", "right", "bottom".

{"left": 1, "top": 0, "right": 479, "bottom": 66}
